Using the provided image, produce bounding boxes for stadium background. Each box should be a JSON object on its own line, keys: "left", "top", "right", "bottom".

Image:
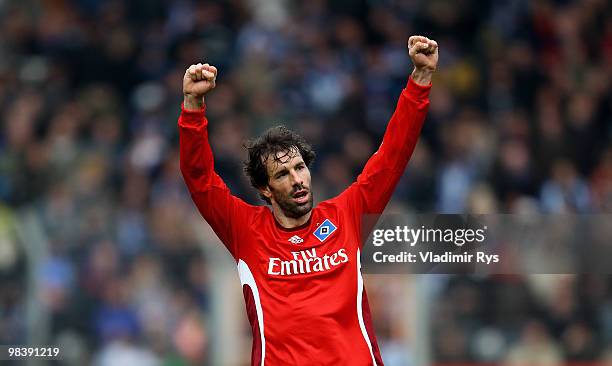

{"left": 0, "top": 0, "right": 611, "bottom": 365}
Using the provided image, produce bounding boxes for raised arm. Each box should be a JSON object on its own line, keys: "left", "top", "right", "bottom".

{"left": 335, "top": 36, "right": 438, "bottom": 220}
{"left": 179, "top": 63, "right": 252, "bottom": 259}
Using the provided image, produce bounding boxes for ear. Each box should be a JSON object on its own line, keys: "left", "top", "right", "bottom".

{"left": 260, "top": 185, "right": 272, "bottom": 200}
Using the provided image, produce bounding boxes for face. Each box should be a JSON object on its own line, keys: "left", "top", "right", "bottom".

{"left": 262, "top": 149, "right": 313, "bottom": 219}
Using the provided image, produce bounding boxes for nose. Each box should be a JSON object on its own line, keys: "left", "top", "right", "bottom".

{"left": 290, "top": 169, "right": 304, "bottom": 187}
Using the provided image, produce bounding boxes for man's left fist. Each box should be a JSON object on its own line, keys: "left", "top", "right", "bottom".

{"left": 408, "top": 35, "right": 438, "bottom": 72}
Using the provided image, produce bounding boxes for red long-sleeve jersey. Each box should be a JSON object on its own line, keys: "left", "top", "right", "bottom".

{"left": 179, "top": 77, "right": 430, "bottom": 366}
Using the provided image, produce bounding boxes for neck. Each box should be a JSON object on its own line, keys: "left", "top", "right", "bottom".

{"left": 271, "top": 205, "right": 312, "bottom": 229}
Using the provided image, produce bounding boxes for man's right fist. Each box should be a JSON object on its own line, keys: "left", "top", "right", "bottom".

{"left": 183, "top": 63, "right": 217, "bottom": 110}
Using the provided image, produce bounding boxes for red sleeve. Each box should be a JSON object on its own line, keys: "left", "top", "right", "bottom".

{"left": 178, "top": 102, "right": 253, "bottom": 260}
{"left": 333, "top": 76, "right": 431, "bottom": 235}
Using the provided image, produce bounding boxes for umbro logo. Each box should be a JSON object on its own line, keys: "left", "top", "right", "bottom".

{"left": 288, "top": 235, "right": 304, "bottom": 244}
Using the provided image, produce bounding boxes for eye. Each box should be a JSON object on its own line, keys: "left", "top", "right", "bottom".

{"left": 297, "top": 164, "right": 305, "bottom": 171}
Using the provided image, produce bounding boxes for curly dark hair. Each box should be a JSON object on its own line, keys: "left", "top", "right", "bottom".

{"left": 244, "top": 126, "right": 316, "bottom": 204}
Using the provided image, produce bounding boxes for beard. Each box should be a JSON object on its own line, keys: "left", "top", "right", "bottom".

{"left": 272, "top": 187, "right": 314, "bottom": 219}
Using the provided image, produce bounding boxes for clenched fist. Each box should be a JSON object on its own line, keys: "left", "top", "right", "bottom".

{"left": 183, "top": 63, "right": 218, "bottom": 110}
{"left": 407, "top": 35, "right": 438, "bottom": 85}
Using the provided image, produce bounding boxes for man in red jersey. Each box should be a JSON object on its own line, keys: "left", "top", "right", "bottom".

{"left": 178, "top": 35, "right": 438, "bottom": 365}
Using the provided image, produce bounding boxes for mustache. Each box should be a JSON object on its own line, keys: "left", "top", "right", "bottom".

{"left": 291, "top": 185, "right": 309, "bottom": 195}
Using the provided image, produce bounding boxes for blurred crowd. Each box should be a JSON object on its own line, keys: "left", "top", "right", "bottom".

{"left": 0, "top": 0, "right": 610, "bottom": 365}
{"left": 433, "top": 275, "right": 612, "bottom": 365}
